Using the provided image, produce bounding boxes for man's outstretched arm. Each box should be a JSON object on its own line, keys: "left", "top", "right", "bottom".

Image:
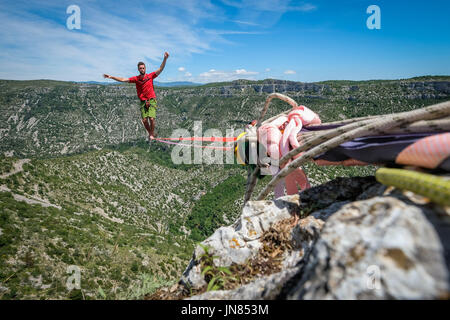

{"left": 103, "top": 74, "right": 129, "bottom": 82}
{"left": 155, "top": 52, "right": 169, "bottom": 76}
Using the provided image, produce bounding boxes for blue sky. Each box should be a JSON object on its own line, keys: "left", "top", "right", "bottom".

{"left": 0, "top": 0, "right": 449, "bottom": 83}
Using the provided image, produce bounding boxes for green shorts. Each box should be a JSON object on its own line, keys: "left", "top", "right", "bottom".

{"left": 140, "top": 98, "right": 157, "bottom": 119}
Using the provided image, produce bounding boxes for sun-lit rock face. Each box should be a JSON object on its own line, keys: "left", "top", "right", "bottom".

{"left": 183, "top": 176, "right": 450, "bottom": 300}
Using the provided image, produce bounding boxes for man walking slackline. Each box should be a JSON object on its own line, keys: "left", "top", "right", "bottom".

{"left": 103, "top": 52, "right": 169, "bottom": 140}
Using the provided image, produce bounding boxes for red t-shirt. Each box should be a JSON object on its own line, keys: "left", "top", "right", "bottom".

{"left": 128, "top": 72, "right": 158, "bottom": 101}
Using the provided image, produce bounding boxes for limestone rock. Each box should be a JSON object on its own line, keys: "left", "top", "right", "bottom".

{"left": 180, "top": 195, "right": 300, "bottom": 289}
{"left": 182, "top": 176, "right": 450, "bottom": 300}
{"left": 187, "top": 268, "right": 299, "bottom": 300}
{"left": 284, "top": 196, "right": 450, "bottom": 299}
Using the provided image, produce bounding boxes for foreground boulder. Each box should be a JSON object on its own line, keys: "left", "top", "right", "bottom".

{"left": 283, "top": 196, "right": 449, "bottom": 299}
{"left": 180, "top": 176, "right": 450, "bottom": 300}
{"left": 180, "top": 195, "right": 301, "bottom": 290}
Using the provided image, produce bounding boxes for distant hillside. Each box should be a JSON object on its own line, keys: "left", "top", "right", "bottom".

{"left": 0, "top": 142, "right": 246, "bottom": 299}
{"left": 0, "top": 76, "right": 449, "bottom": 158}
{"left": 0, "top": 139, "right": 377, "bottom": 299}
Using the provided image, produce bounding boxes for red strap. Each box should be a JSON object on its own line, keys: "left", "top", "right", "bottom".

{"left": 157, "top": 136, "right": 237, "bottom": 142}
{"left": 155, "top": 138, "right": 233, "bottom": 150}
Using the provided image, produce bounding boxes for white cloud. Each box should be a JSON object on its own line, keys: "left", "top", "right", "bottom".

{"left": 0, "top": 1, "right": 232, "bottom": 81}
{"left": 265, "top": 68, "right": 271, "bottom": 72}
{"left": 291, "top": 3, "right": 317, "bottom": 12}
{"left": 198, "top": 68, "right": 259, "bottom": 82}
{"left": 220, "top": 0, "right": 316, "bottom": 12}
{"left": 204, "top": 29, "right": 262, "bottom": 35}
{"left": 232, "top": 20, "right": 259, "bottom": 26}
{"left": 284, "top": 70, "right": 296, "bottom": 74}
{"left": 0, "top": 1, "right": 314, "bottom": 81}
{"left": 220, "top": 0, "right": 317, "bottom": 26}
{"left": 236, "top": 69, "right": 252, "bottom": 74}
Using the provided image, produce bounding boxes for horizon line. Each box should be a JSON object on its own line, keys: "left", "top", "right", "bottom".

{"left": 0, "top": 75, "right": 449, "bottom": 86}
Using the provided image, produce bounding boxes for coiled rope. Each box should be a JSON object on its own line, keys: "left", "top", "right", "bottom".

{"left": 244, "top": 94, "right": 450, "bottom": 202}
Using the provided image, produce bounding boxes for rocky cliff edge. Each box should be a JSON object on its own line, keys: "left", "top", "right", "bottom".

{"left": 148, "top": 176, "right": 450, "bottom": 300}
